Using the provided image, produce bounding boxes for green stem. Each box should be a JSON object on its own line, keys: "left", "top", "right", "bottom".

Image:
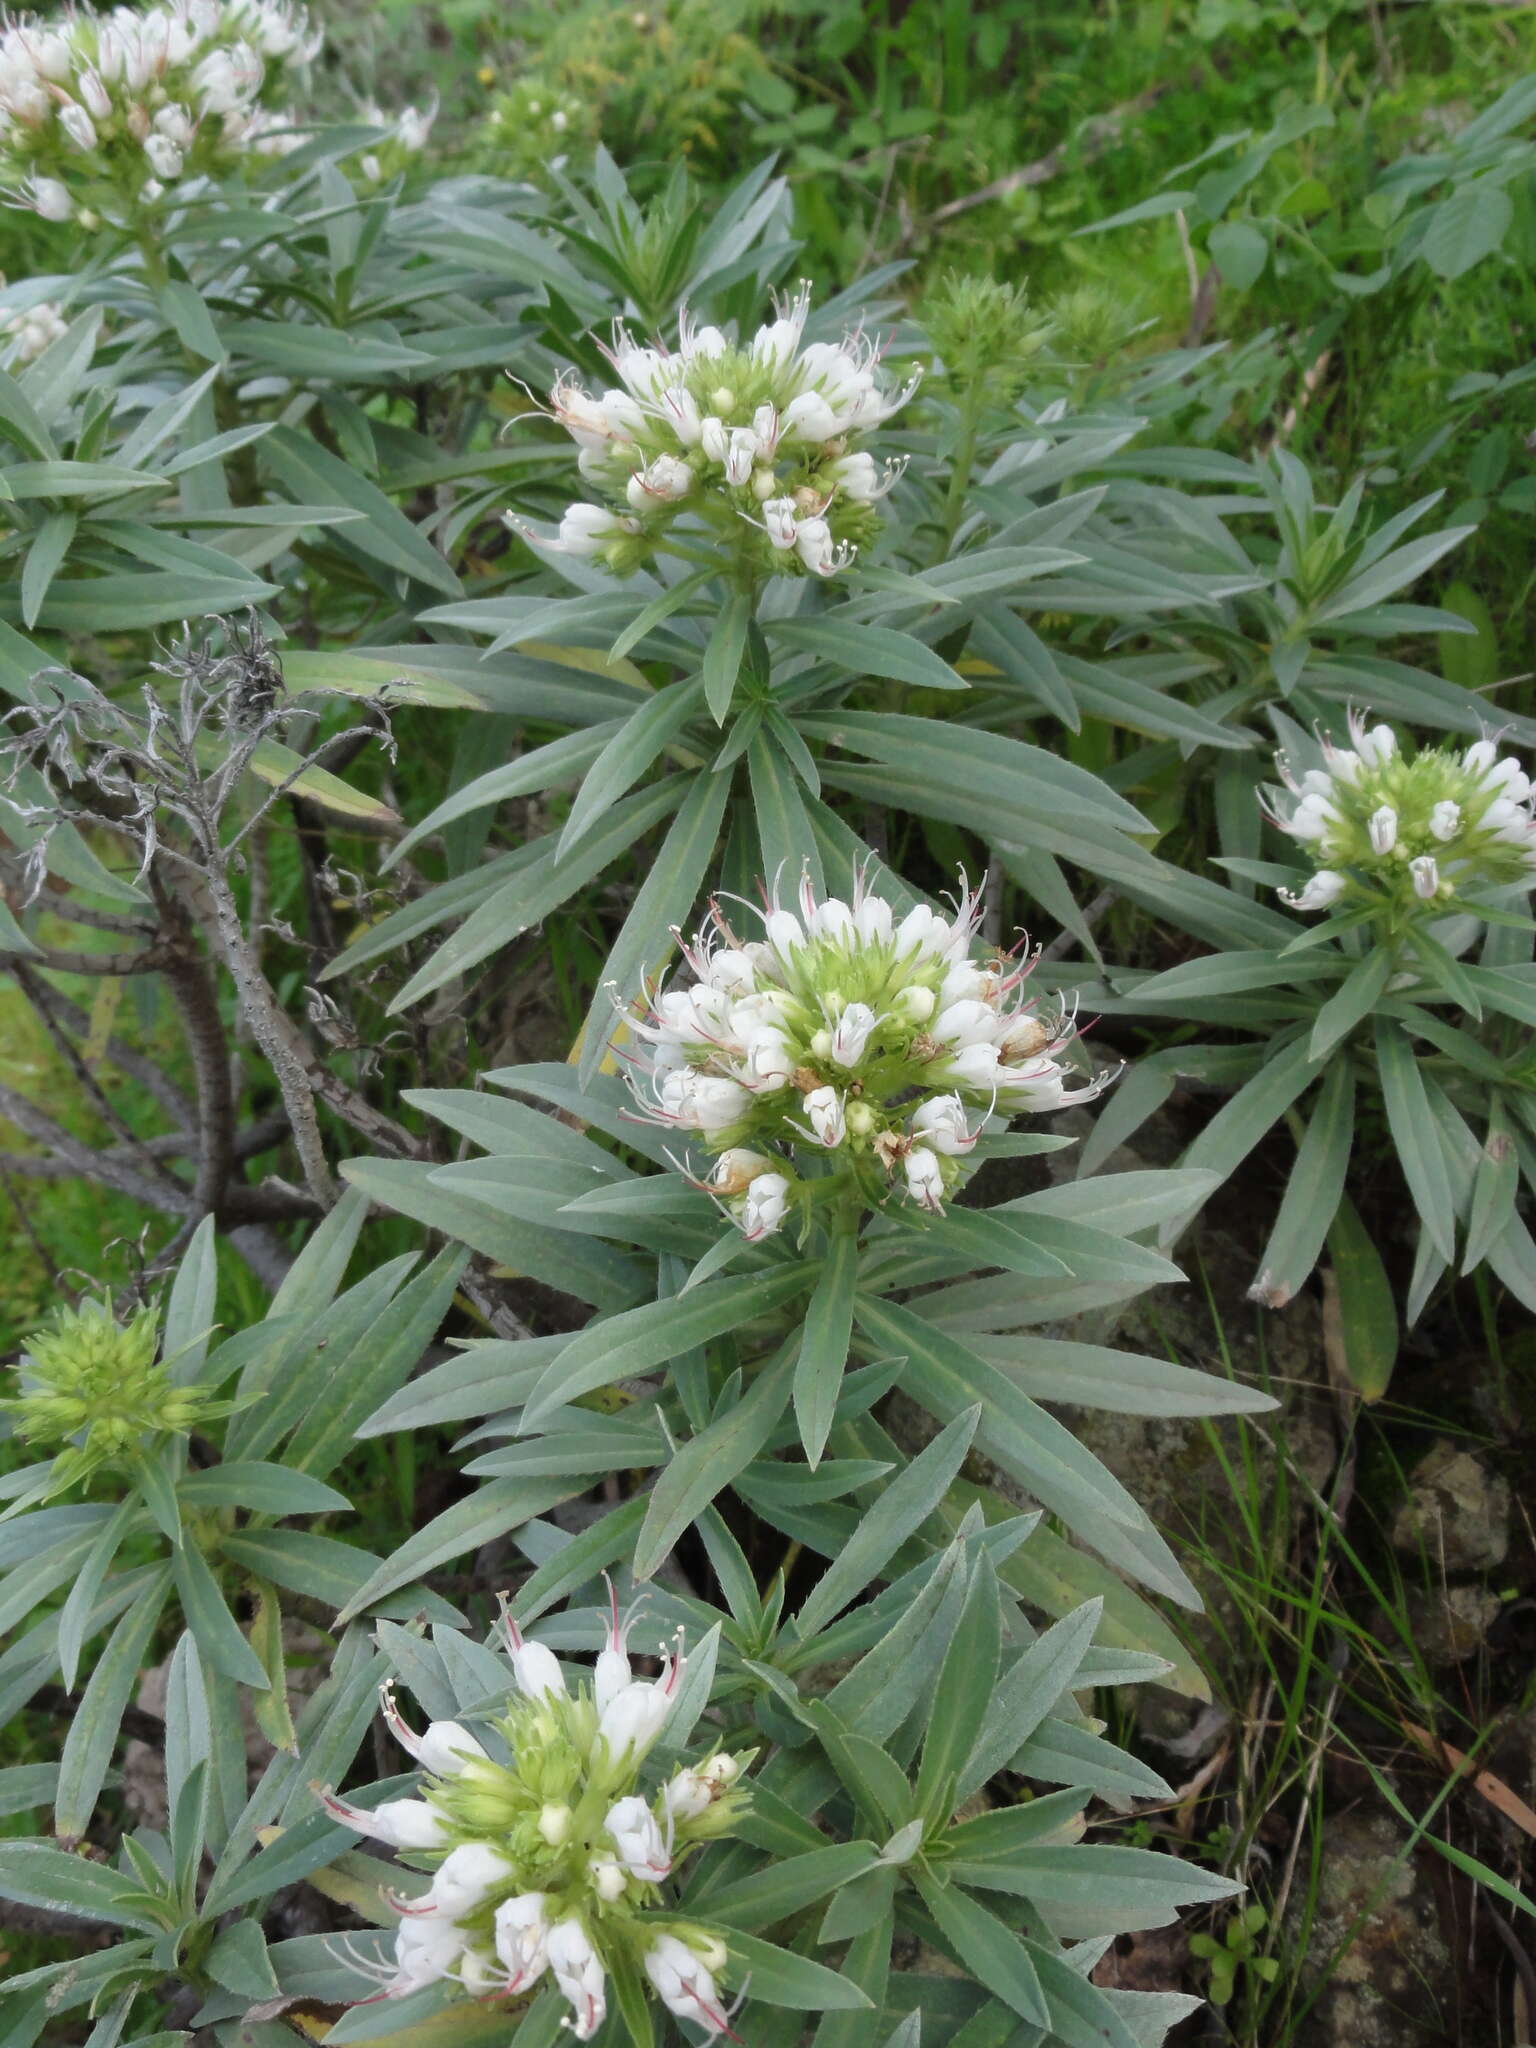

{"left": 134, "top": 221, "right": 170, "bottom": 295}
{"left": 939, "top": 381, "right": 988, "bottom": 557}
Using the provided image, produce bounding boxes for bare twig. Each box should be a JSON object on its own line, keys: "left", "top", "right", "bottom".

{"left": 9, "top": 960, "right": 187, "bottom": 1199}
{"left": 0, "top": 1083, "right": 192, "bottom": 1215}
{"left": 5, "top": 972, "right": 195, "bottom": 1128}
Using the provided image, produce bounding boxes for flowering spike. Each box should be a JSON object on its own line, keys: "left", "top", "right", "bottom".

{"left": 1268, "top": 716, "right": 1536, "bottom": 915}
{"left": 329, "top": 1611, "right": 750, "bottom": 2042}
{"left": 621, "top": 869, "right": 1108, "bottom": 1220}
{"left": 520, "top": 284, "right": 915, "bottom": 580}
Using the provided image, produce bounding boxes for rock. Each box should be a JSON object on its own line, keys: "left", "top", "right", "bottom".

{"left": 1399, "top": 1582, "right": 1501, "bottom": 1667}
{"left": 1286, "top": 1806, "right": 1452, "bottom": 2045}
{"left": 1390, "top": 1440, "right": 1510, "bottom": 1573}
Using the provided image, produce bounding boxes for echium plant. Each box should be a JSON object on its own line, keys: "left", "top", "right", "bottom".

{"left": 1078, "top": 711, "right": 1536, "bottom": 1392}
{"left": 0, "top": 1533, "right": 1239, "bottom": 2047}
{"left": 344, "top": 858, "right": 1273, "bottom": 1678}
{"left": 629, "top": 868, "right": 1108, "bottom": 1234}
{"left": 530, "top": 279, "right": 916, "bottom": 577}
{"left": 0, "top": 1203, "right": 466, "bottom": 1846}
{"left": 0, "top": 0, "right": 321, "bottom": 227}
{"left": 321, "top": 1603, "right": 749, "bottom": 2037}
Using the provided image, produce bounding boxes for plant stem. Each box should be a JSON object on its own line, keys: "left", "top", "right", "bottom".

{"left": 939, "top": 381, "right": 988, "bottom": 556}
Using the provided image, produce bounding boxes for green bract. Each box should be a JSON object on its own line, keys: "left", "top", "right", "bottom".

{"left": 2, "top": 1299, "right": 233, "bottom": 1491}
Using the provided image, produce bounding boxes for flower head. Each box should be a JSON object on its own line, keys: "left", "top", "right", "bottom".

{"left": 0, "top": 0, "right": 320, "bottom": 220}
{"left": 526, "top": 281, "right": 917, "bottom": 580}
{"left": 323, "top": 1606, "right": 751, "bottom": 2039}
{"left": 627, "top": 868, "right": 1108, "bottom": 1223}
{"left": 2, "top": 1299, "right": 236, "bottom": 1493}
{"left": 0, "top": 298, "right": 67, "bottom": 362}
{"left": 1270, "top": 715, "right": 1536, "bottom": 915}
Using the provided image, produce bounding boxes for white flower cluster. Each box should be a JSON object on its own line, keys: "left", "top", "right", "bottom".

{"left": 356, "top": 96, "right": 434, "bottom": 183}
{"left": 629, "top": 869, "right": 1108, "bottom": 1232}
{"left": 481, "top": 75, "right": 590, "bottom": 185}
{"left": 0, "top": 0, "right": 320, "bottom": 221}
{"left": 1269, "top": 712, "right": 1536, "bottom": 913}
{"left": 528, "top": 281, "right": 918, "bottom": 578}
{"left": 323, "top": 1598, "right": 747, "bottom": 2042}
{"left": 0, "top": 297, "right": 66, "bottom": 362}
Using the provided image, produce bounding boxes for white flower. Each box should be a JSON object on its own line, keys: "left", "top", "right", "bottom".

{"left": 494, "top": 1892, "right": 551, "bottom": 1993}
{"left": 27, "top": 174, "right": 71, "bottom": 220}
{"left": 993, "top": 1055, "right": 1077, "bottom": 1113}
{"left": 662, "top": 1753, "right": 741, "bottom": 1823}
{"left": 1279, "top": 869, "right": 1346, "bottom": 913}
{"left": 417, "top": 1842, "right": 515, "bottom": 1919}
{"left": 740, "top": 1171, "right": 790, "bottom": 1241}
{"left": 1429, "top": 801, "right": 1461, "bottom": 841}
{"left": 594, "top": 1582, "right": 636, "bottom": 1716}
{"left": 598, "top": 1633, "right": 685, "bottom": 1762}
{"left": 381, "top": 1688, "right": 488, "bottom": 1776}
{"left": 644, "top": 1933, "right": 734, "bottom": 2040}
{"left": 762, "top": 496, "right": 798, "bottom": 550}
{"left": 397, "top": 101, "right": 434, "bottom": 151}
{"left": 904, "top": 1145, "right": 945, "bottom": 1213}
{"left": 802, "top": 1084, "right": 845, "bottom": 1147}
{"left": 605, "top": 1795, "right": 672, "bottom": 1880}
{"left": 503, "top": 1615, "right": 566, "bottom": 1701}
{"left": 144, "top": 131, "right": 184, "bottom": 176}
{"left": 910, "top": 1093, "right": 978, "bottom": 1156}
{"left": 1368, "top": 804, "right": 1397, "bottom": 855}
{"left": 830, "top": 450, "right": 903, "bottom": 501}
{"left": 1346, "top": 713, "right": 1396, "bottom": 771}
{"left": 660, "top": 1068, "right": 751, "bottom": 1135}
{"left": 743, "top": 1028, "right": 796, "bottom": 1090}
{"left": 1410, "top": 855, "right": 1440, "bottom": 900}
{"left": 321, "top": 1791, "right": 450, "bottom": 1849}
{"left": 388, "top": 1914, "right": 467, "bottom": 1995}
{"left": 550, "top": 502, "right": 638, "bottom": 556}
{"left": 793, "top": 514, "right": 853, "bottom": 576}
{"left": 548, "top": 1919, "right": 606, "bottom": 2041}
{"left": 830, "top": 1002, "right": 877, "bottom": 1067}
{"left": 77, "top": 67, "right": 112, "bottom": 119}
{"left": 2, "top": 301, "right": 68, "bottom": 363}
{"left": 782, "top": 389, "right": 838, "bottom": 443}
{"left": 57, "top": 102, "right": 97, "bottom": 150}
{"left": 626, "top": 454, "right": 694, "bottom": 510}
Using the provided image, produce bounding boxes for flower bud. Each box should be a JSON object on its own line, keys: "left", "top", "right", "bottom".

{"left": 537, "top": 1802, "right": 572, "bottom": 1846}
